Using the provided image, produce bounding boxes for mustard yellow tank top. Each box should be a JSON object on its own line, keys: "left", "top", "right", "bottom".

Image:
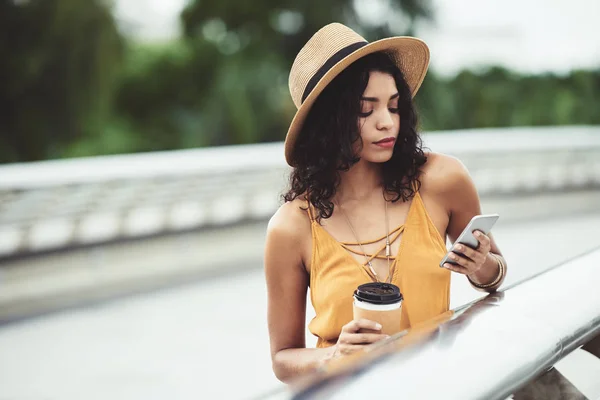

{"left": 306, "top": 191, "right": 450, "bottom": 348}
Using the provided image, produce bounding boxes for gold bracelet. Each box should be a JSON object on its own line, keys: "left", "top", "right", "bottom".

{"left": 469, "top": 254, "right": 504, "bottom": 288}
{"left": 468, "top": 254, "right": 505, "bottom": 289}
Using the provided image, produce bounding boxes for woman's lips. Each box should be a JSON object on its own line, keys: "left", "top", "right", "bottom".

{"left": 374, "top": 137, "right": 396, "bottom": 148}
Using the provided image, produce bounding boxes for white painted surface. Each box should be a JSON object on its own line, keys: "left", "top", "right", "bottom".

{"left": 1, "top": 127, "right": 599, "bottom": 257}
{"left": 0, "top": 213, "right": 599, "bottom": 400}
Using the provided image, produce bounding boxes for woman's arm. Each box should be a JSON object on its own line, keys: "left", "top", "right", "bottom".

{"left": 264, "top": 203, "right": 331, "bottom": 382}
{"left": 440, "top": 156, "right": 508, "bottom": 292}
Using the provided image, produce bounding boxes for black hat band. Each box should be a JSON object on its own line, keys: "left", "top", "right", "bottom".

{"left": 301, "top": 41, "right": 368, "bottom": 104}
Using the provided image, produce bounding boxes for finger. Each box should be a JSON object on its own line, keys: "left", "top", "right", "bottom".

{"left": 358, "top": 327, "right": 382, "bottom": 334}
{"left": 345, "top": 333, "right": 389, "bottom": 345}
{"left": 442, "top": 262, "right": 470, "bottom": 274}
{"left": 453, "top": 244, "right": 487, "bottom": 267}
{"left": 453, "top": 244, "right": 480, "bottom": 261}
{"left": 344, "top": 319, "right": 382, "bottom": 333}
{"left": 447, "top": 251, "right": 477, "bottom": 270}
{"left": 473, "top": 230, "right": 491, "bottom": 249}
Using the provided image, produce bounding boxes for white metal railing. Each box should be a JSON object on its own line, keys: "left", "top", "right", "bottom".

{"left": 265, "top": 247, "right": 600, "bottom": 399}
{"left": 0, "top": 126, "right": 599, "bottom": 257}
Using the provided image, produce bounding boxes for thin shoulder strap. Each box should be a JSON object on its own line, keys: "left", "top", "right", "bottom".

{"left": 305, "top": 196, "right": 316, "bottom": 222}
{"left": 411, "top": 178, "right": 419, "bottom": 194}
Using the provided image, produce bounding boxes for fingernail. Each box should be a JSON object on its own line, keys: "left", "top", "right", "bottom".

{"left": 474, "top": 231, "right": 481, "bottom": 237}
{"left": 455, "top": 245, "right": 463, "bottom": 251}
{"left": 375, "top": 323, "right": 382, "bottom": 330}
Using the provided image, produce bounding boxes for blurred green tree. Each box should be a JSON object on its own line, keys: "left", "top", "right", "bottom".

{"left": 415, "top": 68, "right": 600, "bottom": 132}
{"left": 2, "top": 0, "right": 599, "bottom": 163}
{"left": 0, "top": 0, "right": 123, "bottom": 162}
{"left": 114, "top": 0, "right": 433, "bottom": 150}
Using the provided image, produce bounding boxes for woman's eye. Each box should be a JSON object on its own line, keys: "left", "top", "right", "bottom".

{"left": 359, "top": 110, "right": 373, "bottom": 117}
{"left": 388, "top": 107, "right": 399, "bottom": 113}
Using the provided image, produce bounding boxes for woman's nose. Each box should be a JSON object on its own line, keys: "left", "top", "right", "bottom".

{"left": 376, "top": 110, "right": 395, "bottom": 130}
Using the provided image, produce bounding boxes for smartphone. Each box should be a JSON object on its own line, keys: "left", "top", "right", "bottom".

{"left": 439, "top": 214, "right": 499, "bottom": 268}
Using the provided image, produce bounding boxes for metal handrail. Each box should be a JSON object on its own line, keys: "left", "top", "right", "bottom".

{"left": 266, "top": 247, "right": 600, "bottom": 399}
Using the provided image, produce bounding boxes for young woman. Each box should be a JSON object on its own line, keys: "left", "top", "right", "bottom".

{"left": 264, "top": 23, "right": 507, "bottom": 383}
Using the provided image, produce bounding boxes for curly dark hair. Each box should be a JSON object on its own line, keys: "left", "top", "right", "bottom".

{"left": 283, "top": 51, "right": 427, "bottom": 221}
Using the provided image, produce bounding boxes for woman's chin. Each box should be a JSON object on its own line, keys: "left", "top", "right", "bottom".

{"left": 363, "top": 151, "right": 394, "bottom": 164}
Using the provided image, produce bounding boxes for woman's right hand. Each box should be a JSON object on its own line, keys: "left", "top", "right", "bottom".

{"left": 332, "top": 319, "right": 390, "bottom": 358}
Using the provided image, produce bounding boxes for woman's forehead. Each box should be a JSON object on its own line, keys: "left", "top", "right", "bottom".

{"left": 362, "top": 71, "right": 398, "bottom": 98}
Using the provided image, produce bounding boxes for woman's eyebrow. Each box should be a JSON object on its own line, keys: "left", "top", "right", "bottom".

{"left": 360, "top": 93, "right": 400, "bottom": 102}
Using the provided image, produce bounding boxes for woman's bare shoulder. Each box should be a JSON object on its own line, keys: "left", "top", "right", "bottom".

{"left": 420, "top": 151, "right": 471, "bottom": 194}
{"left": 265, "top": 197, "right": 312, "bottom": 274}
{"left": 267, "top": 197, "right": 311, "bottom": 241}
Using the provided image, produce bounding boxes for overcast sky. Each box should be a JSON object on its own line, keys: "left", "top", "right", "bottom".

{"left": 114, "top": 0, "right": 600, "bottom": 76}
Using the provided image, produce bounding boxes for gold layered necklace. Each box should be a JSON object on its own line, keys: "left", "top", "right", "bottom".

{"left": 336, "top": 190, "right": 394, "bottom": 283}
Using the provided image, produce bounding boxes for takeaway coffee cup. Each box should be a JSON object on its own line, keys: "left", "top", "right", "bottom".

{"left": 353, "top": 282, "right": 403, "bottom": 336}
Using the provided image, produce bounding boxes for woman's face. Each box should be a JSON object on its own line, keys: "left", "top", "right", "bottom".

{"left": 356, "top": 71, "right": 400, "bottom": 163}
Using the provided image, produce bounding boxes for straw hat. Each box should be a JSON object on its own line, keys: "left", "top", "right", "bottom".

{"left": 285, "top": 22, "right": 430, "bottom": 166}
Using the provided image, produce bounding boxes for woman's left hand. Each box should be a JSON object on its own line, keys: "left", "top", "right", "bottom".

{"left": 442, "top": 230, "right": 491, "bottom": 275}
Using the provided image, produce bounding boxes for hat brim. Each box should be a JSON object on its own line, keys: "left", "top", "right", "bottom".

{"left": 284, "top": 36, "right": 430, "bottom": 167}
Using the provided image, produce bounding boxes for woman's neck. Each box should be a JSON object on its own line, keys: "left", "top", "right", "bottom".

{"left": 336, "top": 159, "right": 383, "bottom": 204}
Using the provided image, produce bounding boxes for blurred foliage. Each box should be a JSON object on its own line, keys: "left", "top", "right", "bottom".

{"left": 110, "top": 0, "right": 432, "bottom": 153}
{"left": 416, "top": 67, "right": 600, "bottom": 130}
{"left": 0, "top": 0, "right": 123, "bottom": 162}
{"left": 1, "top": 0, "right": 599, "bottom": 163}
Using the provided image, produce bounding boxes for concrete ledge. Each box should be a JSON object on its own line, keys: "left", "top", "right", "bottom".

{"left": 0, "top": 221, "right": 267, "bottom": 324}
{"left": 1, "top": 189, "right": 599, "bottom": 324}
{"left": 1, "top": 127, "right": 599, "bottom": 258}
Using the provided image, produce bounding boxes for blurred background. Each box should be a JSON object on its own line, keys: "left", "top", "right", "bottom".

{"left": 1, "top": 0, "right": 599, "bottom": 163}
{"left": 1, "top": 0, "right": 600, "bottom": 399}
